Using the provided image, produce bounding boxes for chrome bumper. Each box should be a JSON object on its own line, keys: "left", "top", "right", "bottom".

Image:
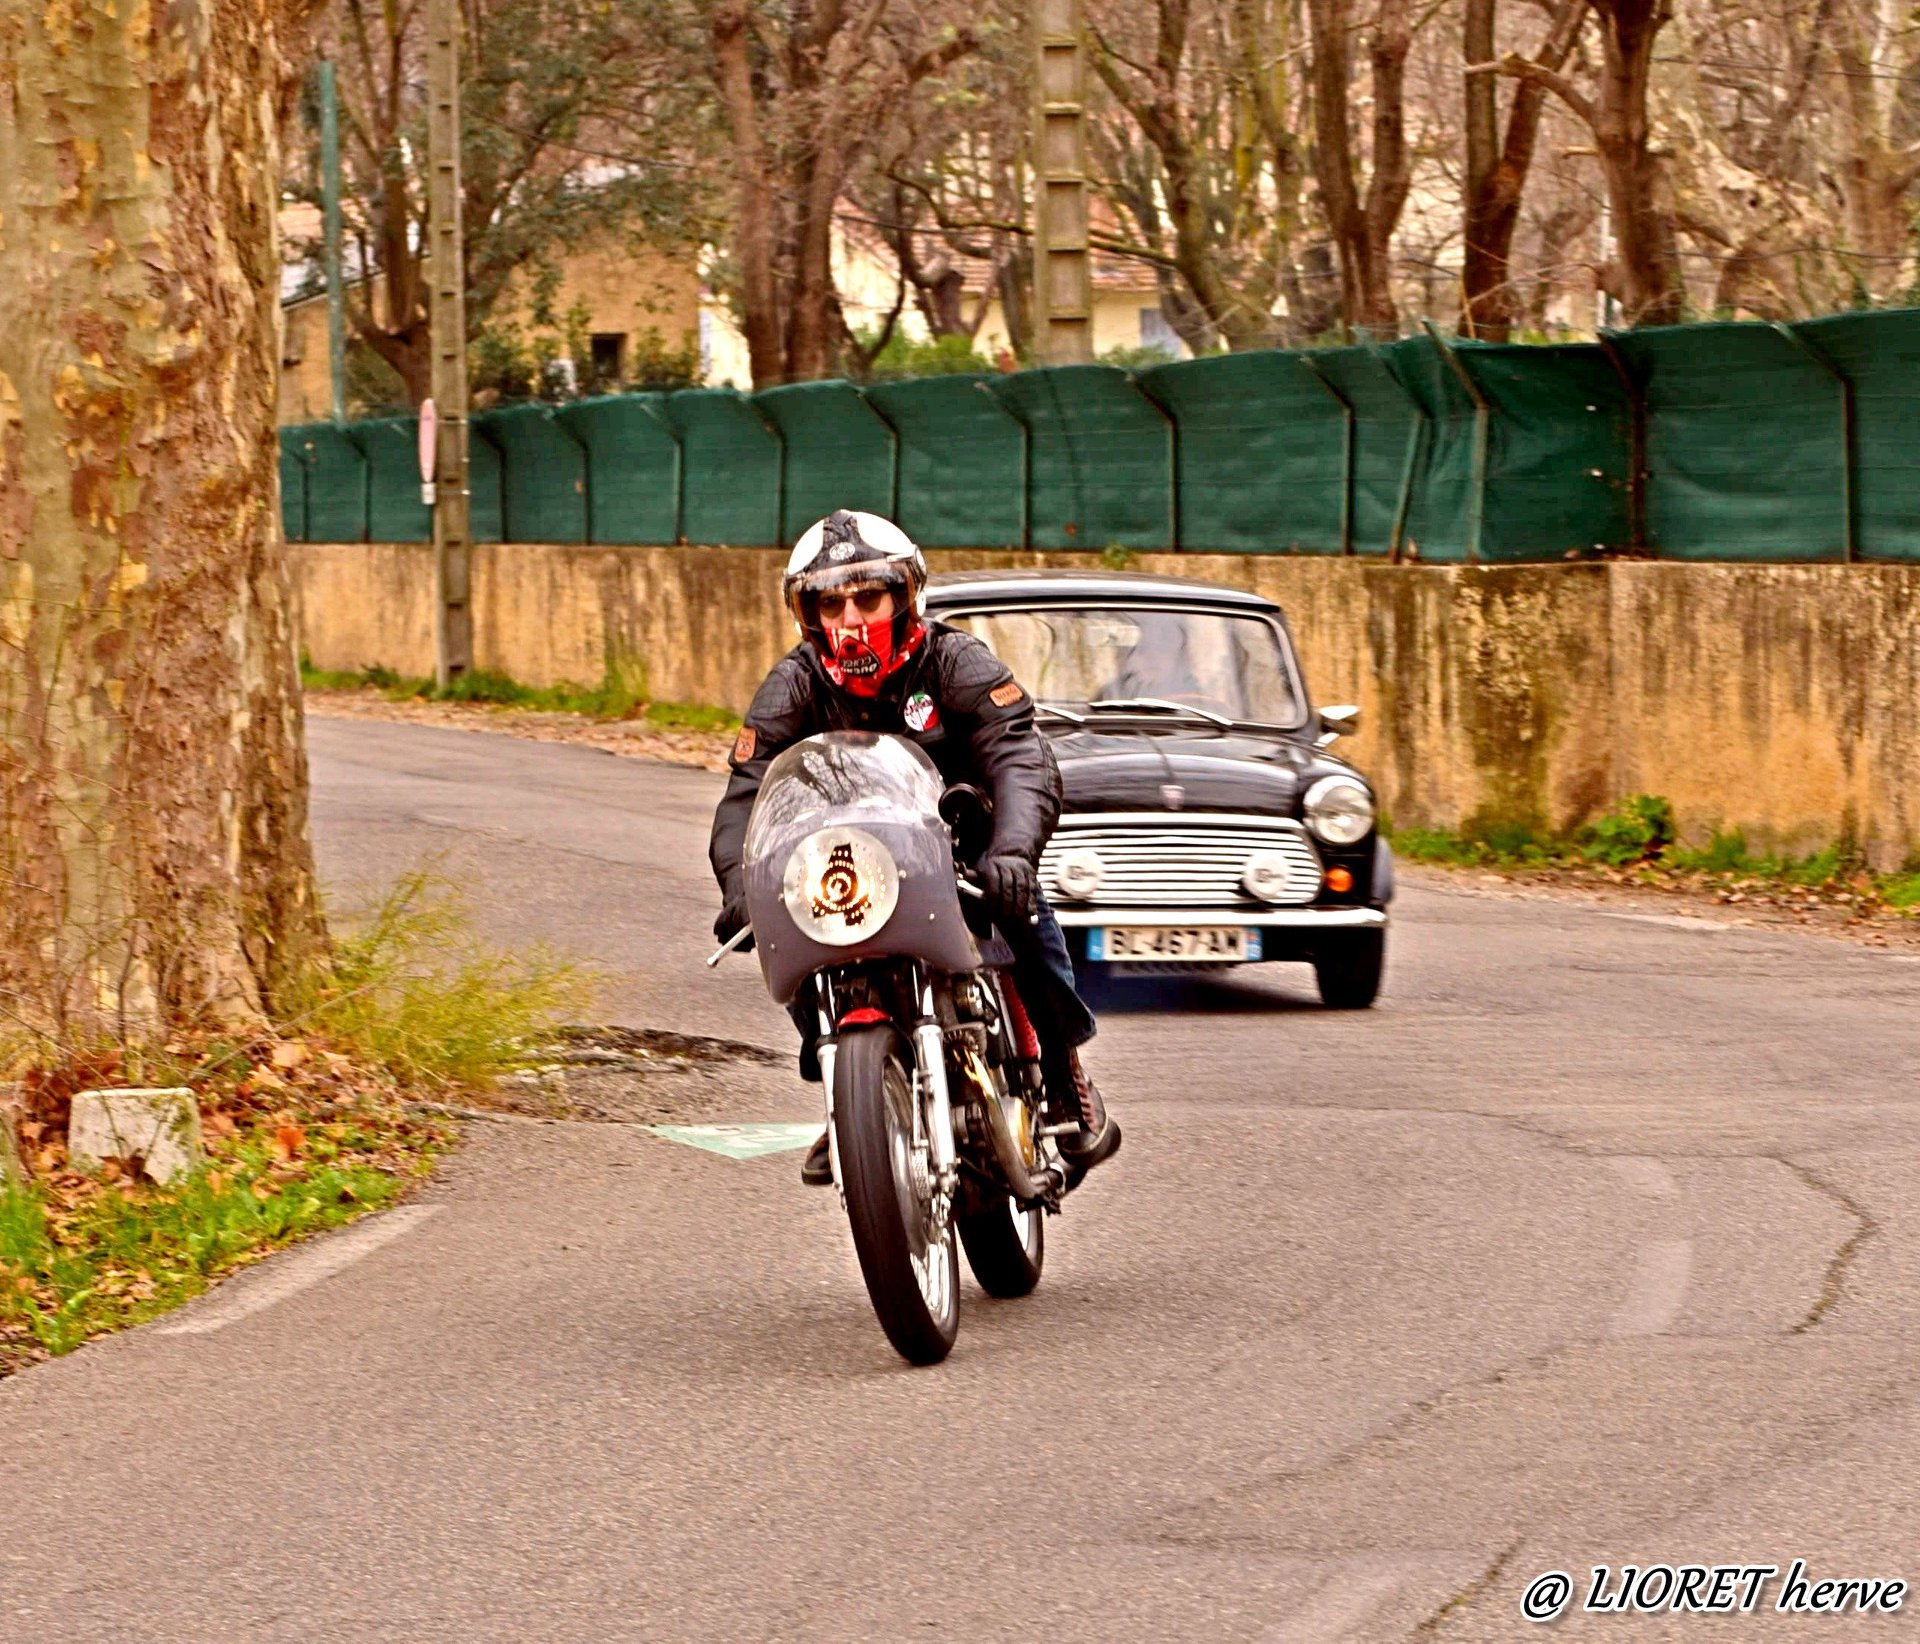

{"left": 1052, "top": 907, "right": 1387, "bottom": 930}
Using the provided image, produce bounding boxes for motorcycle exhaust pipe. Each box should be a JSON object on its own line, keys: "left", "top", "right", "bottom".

{"left": 952, "top": 1039, "right": 1055, "bottom": 1202}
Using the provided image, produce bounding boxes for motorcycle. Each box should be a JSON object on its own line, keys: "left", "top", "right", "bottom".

{"left": 710, "top": 731, "right": 1073, "bottom": 1364}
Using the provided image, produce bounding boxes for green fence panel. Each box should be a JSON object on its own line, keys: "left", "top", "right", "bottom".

{"left": 1136, "top": 353, "right": 1347, "bottom": 554}
{"left": 667, "top": 389, "right": 783, "bottom": 546}
{"left": 1606, "top": 321, "right": 1846, "bottom": 561}
{"left": 1792, "top": 309, "right": 1920, "bottom": 562}
{"left": 352, "top": 417, "right": 432, "bottom": 543}
{"left": 469, "top": 419, "right": 504, "bottom": 544}
{"left": 1382, "top": 337, "right": 1632, "bottom": 562}
{"left": 478, "top": 403, "right": 588, "bottom": 543}
{"left": 1304, "top": 347, "right": 1422, "bottom": 556}
{"left": 1461, "top": 342, "right": 1631, "bottom": 559}
{"left": 296, "top": 422, "right": 368, "bottom": 543}
{"left": 988, "top": 365, "right": 1172, "bottom": 550}
{"left": 1379, "top": 336, "right": 1480, "bottom": 561}
{"left": 864, "top": 375, "right": 1025, "bottom": 547}
{"left": 557, "top": 394, "right": 680, "bottom": 544}
{"left": 754, "top": 380, "right": 894, "bottom": 541}
{"left": 278, "top": 428, "right": 310, "bottom": 542}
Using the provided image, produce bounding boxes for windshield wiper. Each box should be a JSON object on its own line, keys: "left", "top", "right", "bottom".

{"left": 1036, "top": 702, "right": 1087, "bottom": 725}
{"left": 1088, "top": 697, "right": 1234, "bottom": 729}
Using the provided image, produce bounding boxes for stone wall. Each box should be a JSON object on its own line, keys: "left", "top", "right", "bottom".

{"left": 295, "top": 545, "right": 1920, "bottom": 867}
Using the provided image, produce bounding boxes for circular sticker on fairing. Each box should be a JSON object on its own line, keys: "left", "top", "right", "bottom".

{"left": 904, "top": 690, "right": 939, "bottom": 732}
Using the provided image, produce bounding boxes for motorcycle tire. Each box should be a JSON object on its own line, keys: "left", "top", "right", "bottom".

{"left": 958, "top": 1195, "right": 1044, "bottom": 1298}
{"left": 835, "top": 1024, "right": 960, "bottom": 1365}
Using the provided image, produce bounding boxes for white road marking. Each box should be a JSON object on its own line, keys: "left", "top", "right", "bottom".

{"left": 1610, "top": 1237, "right": 1693, "bottom": 1337}
{"left": 1610, "top": 1157, "right": 1678, "bottom": 1199}
{"left": 156, "top": 1205, "right": 442, "bottom": 1337}
{"left": 1600, "top": 911, "right": 1729, "bottom": 933}
{"left": 646, "top": 1122, "right": 820, "bottom": 1160}
{"left": 1262, "top": 1564, "right": 1413, "bottom": 1643}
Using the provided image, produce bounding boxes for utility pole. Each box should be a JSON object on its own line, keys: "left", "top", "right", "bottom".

{"left": 316, "top": 60, "right": 347, "bottom": 423}
{"left": 1032, "top": 0, "right": 1092, "bottom": 365}
{"left": 426, "top": 0, "right": 472, "bottom": 687}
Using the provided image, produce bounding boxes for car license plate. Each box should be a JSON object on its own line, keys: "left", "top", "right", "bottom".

{"left": 1089, "top": 927, "right": 1262, "bottom": 962}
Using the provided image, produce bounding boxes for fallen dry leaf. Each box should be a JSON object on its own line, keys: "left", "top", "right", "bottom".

{"left": 271, "top": 1041, "right": 311, "bottom": 1072}
{"left": 272, "top": 1124, "right": 306, "bottom": 1162}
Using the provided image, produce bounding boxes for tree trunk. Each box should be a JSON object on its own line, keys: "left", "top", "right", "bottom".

{"left": 1307, "top": 0, "right": 1411, "bottom": 333}
{"left": 711, "top": 4, "right": 787, "bottom": 388}
{"left": 1359, "top": 0, "right": 1414, "bottom": 329}
{"left": 1591, "top": 0, "right": 1683, "bottom": 323}
{"left": 0, "top": 0, "right": 322, "bottom": 1042}
{"left": 1463, "top": 0, "right": 1587, "bottom": 339}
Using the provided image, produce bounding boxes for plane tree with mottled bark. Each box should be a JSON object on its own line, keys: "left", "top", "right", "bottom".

{"left": 1, "top": 0, "right": 322, "bottom": 1042}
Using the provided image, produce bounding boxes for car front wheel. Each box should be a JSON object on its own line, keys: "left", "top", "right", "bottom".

{"left": 1314, "top": 929, "right": 1385, "bottom": 1009}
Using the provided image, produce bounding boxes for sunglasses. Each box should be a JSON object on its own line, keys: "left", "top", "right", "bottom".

{"left": 816, "top": 587, "right": 894, "bottom": 621}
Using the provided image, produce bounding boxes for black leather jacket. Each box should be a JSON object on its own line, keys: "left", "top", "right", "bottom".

{"left": 710, "top": 622, "right": 1063, "bottom": 901}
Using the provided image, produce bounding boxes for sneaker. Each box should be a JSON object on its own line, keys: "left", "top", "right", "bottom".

{"left": 800, "top": 1129, "right": 833, "bottom": 1186}
{"left": 1055, "top": 1052, "right": 1121, "bottom": 1180}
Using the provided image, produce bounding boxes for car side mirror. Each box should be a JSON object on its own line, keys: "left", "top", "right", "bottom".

{"left": 1316, "top": 704, "right": 1360, "bottom": 748}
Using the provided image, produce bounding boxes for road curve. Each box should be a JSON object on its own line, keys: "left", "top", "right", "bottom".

{"left": 4, "top": 715, "right": 1920, "bottom": 1642}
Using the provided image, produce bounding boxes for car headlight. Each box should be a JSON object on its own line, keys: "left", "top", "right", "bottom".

{"left": 1241, "top": 850, "right": 1295, "bottom": 903}
{"left": 782, "top": 827, "right": 900, "bottom": 946}
{"left": 1054, "top": 847, "right": 1105, "bottom": 900}
{"left": 1304, "top": 776, "right": 1374, "bottom": 846}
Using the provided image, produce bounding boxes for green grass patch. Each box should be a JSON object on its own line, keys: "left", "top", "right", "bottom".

{"left": 299, "top": 656, "right": 738, "bottom": 732}
{"left": 1, "top": 1106, "right": 441, "bottom": 1362}
{"left": 1393, "top": 798, "right": 1917, "bottom": 914}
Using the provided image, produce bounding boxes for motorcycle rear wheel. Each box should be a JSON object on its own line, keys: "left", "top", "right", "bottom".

{"left": 835, "top": 1025, "right": 960, "bottom": 1365}
{"left": 958, "top": 1196, "right": 1044, "bottom": 1298}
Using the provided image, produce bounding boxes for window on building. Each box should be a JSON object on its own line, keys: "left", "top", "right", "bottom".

{"left": 589, "top": 332, "right": 627, "bottom": 387}
{"left": 1138, "top": 306, "right": 1181, "bottom": 357}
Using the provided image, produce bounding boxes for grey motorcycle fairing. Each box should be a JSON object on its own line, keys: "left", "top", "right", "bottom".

{"left": 743, "top": 733, "right": 983, "bottom": 1004}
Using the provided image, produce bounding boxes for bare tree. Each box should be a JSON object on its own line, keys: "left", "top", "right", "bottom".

{"left": 704, "top": 0, "right": 981, "bottom": 387}
{"left": 1479, "top": 0, "right": 1685, "bottom": 324}
{"left": 1462, "top": 0, "right": 1589, "bottom": 337}
{"left": 1, "top": 0, "right": 322, "bottom": 1039}
{"left": 1087, "top": 0, "right": 1323, "bottom": 347}
{"left": 1308, "top": 0, "right": 1420, "bottom": 331}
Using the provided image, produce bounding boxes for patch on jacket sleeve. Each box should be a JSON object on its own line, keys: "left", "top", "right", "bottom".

{"left": 989, "top": 680, "right": 1025, "bottom": 708}
{"left": 732, "top": 726, "right": 758, "bottom": 763}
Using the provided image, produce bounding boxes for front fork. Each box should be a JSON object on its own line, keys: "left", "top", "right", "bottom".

{"left": 815, "top": 966, "right": 957, "bottom": 1213}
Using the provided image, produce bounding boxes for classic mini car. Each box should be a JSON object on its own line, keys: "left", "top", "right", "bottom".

{"left": 925, "top": 570, "right": 1391, "bottom": 1007}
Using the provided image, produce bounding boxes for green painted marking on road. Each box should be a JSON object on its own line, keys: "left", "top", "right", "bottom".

{"left": 645, "top": 1122, "right": 820, "bottom": 1160}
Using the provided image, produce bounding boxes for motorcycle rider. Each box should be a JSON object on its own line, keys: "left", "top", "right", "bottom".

{"left": 709, "top": 509, "right": 1121, "bottom": 1188}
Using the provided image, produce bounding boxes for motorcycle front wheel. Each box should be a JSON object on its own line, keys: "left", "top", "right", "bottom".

{"left": 835, "top": 1025, "right": 960, "bottom": 1365}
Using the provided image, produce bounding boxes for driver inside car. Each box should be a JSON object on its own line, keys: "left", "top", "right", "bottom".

{"left": 709, "top": 509, "right": 1121, "bottom": 1188}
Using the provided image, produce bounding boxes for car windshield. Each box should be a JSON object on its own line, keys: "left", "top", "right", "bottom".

{"left": 943, "top": 606, "right": 1303, "bottom": 727}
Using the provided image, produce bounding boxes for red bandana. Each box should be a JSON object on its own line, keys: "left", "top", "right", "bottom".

{"left": 823, "top": 618, "right": 924, "bottom": 697}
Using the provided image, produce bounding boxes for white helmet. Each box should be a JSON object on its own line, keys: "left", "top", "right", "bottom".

{"left": 782, "top": 510, "right": 928, "bottom": 646}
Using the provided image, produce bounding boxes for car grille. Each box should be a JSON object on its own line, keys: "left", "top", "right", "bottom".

{"left": 1039, "top": 815, "right": 1324, "bottom": 909}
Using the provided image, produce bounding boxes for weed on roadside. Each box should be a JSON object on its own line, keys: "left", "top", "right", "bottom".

{"left": 299, "top": 656, "right": 738, "bottom": 733}
{"left": 281, "top": 869, "right": 599, "bottom": 1092}
{"left": 0, "top": 1105, "right": 440, "bottom": 1365}
{"left": 0, "top": 868, "right": 592, "bottom": 1372}
{"left": 1392, "top": 796, "right": 1919, "bottom": 920}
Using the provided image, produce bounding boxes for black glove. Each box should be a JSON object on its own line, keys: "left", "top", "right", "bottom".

{"left": 977, "top": 853, "right": 1039, "bottom": 926}
{"left": 714, "top": 888, "right": 754, "bottom": 953}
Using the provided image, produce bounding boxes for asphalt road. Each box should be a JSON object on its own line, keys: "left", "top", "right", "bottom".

{"left": 6, "top": 715, "right": 1920, "bottom": 1641}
